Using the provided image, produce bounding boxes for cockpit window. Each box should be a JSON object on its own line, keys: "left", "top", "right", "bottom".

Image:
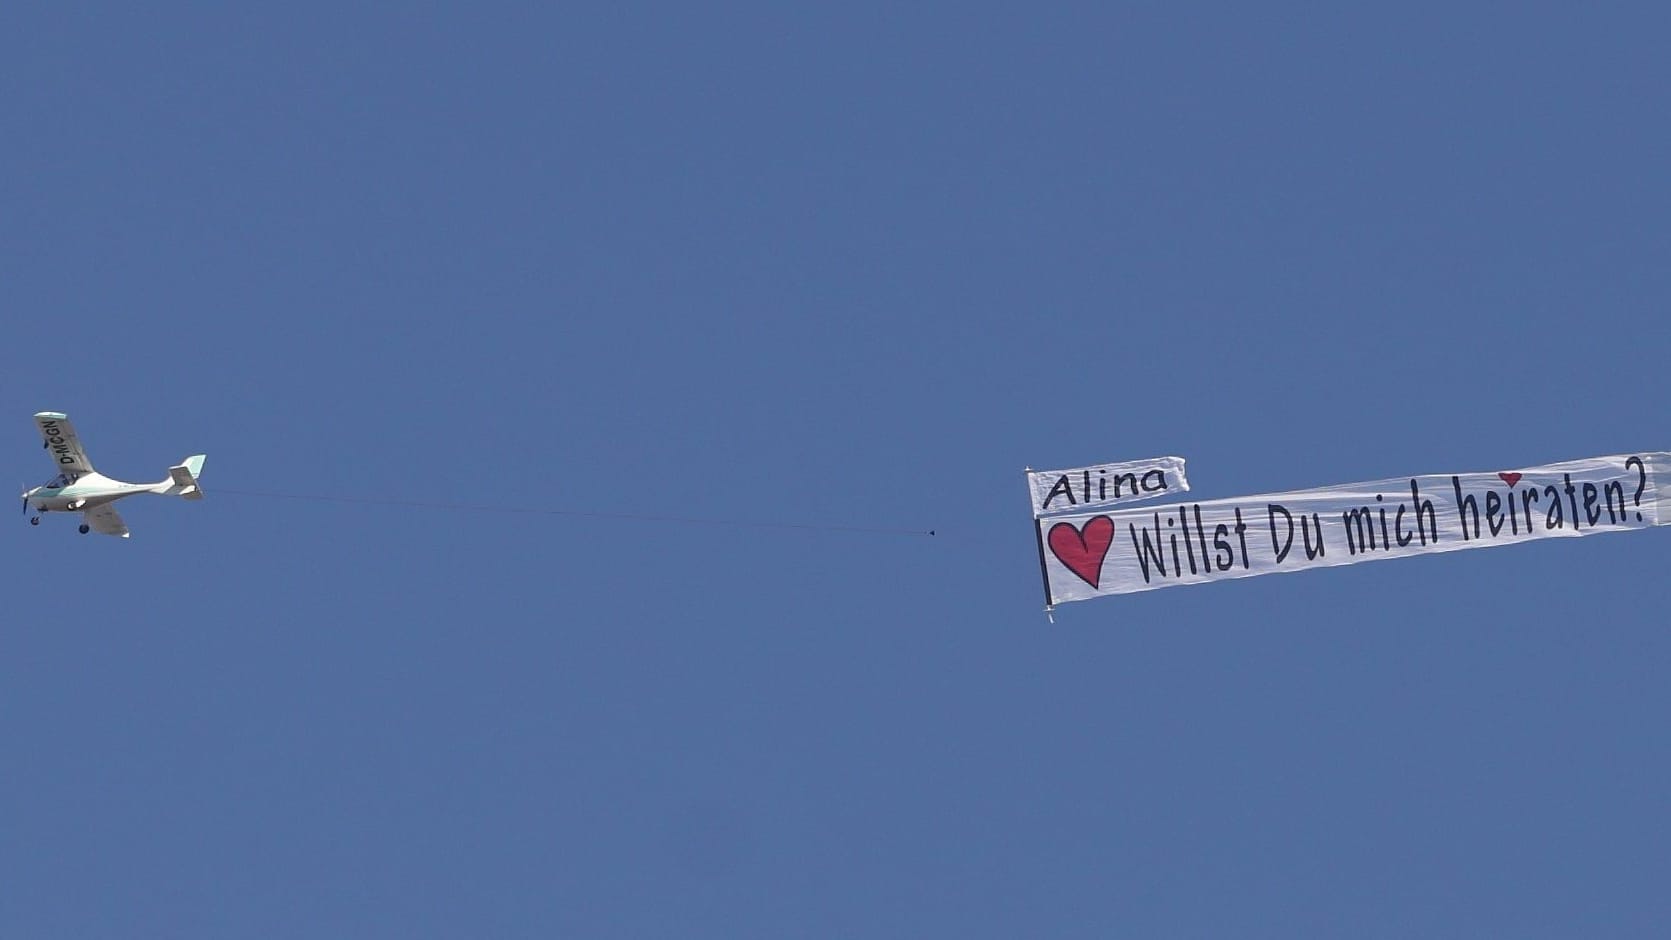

{"left": 46, "top": 473, "right": 70, "bottom": 488}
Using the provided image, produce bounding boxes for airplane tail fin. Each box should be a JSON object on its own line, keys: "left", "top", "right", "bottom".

{"left": 155, "top": 455, "right": 206, "bottom": 499}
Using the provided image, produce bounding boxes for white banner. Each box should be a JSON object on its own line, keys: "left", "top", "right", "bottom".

{"left": 1035, "top": 453, "right": 1671, "bottom": 606}
{"left": 1028, "top": 456, "right": 1189, "bottom": 517}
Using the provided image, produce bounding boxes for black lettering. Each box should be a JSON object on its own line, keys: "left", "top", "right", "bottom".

{"left": 1194, "top": 505, "right": 1211, "bottom": 572}
{"left": 1234, "top": 508, "right": 1249, "bottom": 569}
{"left": 1521, "top": 488, "right": 1539, "bottom": 533}
{"left": 1453, "top": 477, "right": 1480, "bottom": 541}
{"left": 1564, "top": 474, "right": 1580, "bottom": 530}
{"left": 1268, "top": 504, "right": 1295, "bottom": 563}
{"left": 1342, "top": 507, "right": 1377, "bottom": 554}
{"left": 1301, "top": 514, "right": 1326, "bottom": 559}
{"left": 1213, "top": 523, "right": 1233, "bottom": 571}
{"left": 1486, "top": 491, "right": 1505, "bottom": 536}
{"left": 1041, "top": 475, "right": 1075, "bottom": 510}
{"left": 1109, "top": 473, "right": 1138, "bottom": 498}
{"left": 1545, "top": 484, "right": 1565, "bottom": 529}
{"left": 1177, "top": 510, "right": 1197, "bottom": 574}
{"left": 1410, "top": 479, "right": 1436, "bottom": 545}
{"left": 1583, "top": 482, "right": 1601, "bottom": 526}
{"left": 1130, "top": 515, "right": 1166, "bottom": 583}
{"left": 1140, "top": 469, "right": 1166, "bottom": 492}
{"left": 1604, "top": 480, "right": 1625, "bottom": 524}
{"left": 1626, "top": 455, "right": 1648, "bottom": 521}
{"left": 1167, "top": 514, "right": 1184, "bottom": 575}
{"left": 1395, "top": 505, "right": 1414, "bottom": 546}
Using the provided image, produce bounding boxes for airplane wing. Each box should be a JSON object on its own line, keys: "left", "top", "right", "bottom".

{"left": 34, "top": 412, "right": 95, "bottom": 475}
{"left": 84, "top": 504, "right": 131, "bottom": 538}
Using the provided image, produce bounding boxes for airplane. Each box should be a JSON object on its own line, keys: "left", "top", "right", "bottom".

{"left": 20, "top": 412, "right": 206, "bottom": 538}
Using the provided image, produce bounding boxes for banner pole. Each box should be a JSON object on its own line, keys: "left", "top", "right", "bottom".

{"left": 1027, "top": 468, "right": 1056, "bottom": 614}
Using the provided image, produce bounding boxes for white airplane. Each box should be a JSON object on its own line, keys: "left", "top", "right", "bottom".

{"left": 20, "top": 412, "right": 206, "bottom": 538}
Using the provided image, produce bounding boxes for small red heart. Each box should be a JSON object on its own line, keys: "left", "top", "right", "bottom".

{"left": 1048, "top": 517, "right": 1115, "bottom": 589}
{"left": 1499, "top": 472, "right": 1523, "bottom": 488}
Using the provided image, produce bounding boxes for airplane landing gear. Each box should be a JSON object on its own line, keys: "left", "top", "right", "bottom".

{"left": 78, "top": 524, "right": 90, "bottom": 534}
{"left": 29, "top": 516, "right": 40, "bottom": 526}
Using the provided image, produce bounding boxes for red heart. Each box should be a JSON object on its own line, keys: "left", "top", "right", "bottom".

{"left": 1048, "top": 517, "right": 1115, "bottom": 589}
{"left": 1499, "top": 472, "right": 1523, "bottom": 488}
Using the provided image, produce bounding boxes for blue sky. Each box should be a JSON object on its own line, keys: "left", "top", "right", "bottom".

{"left": 6, "top": 4, "right": 1671, "bottom": 936}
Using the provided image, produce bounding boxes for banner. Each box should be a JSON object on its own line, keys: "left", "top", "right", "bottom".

{"left": 1027, "top": 456, "right": 1189, "bottom": 517}
{"left": 1035, "top": 453, "right": 1671, "bottom": 606}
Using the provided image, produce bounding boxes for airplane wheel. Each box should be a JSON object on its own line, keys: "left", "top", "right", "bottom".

{"left": 79, "top": 524, "right": 90, "bottom": 534}
{"left": 29, "top": 517, "right": 39, "bottom": 526}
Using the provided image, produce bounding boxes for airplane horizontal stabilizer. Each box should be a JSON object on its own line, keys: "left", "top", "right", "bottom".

{"left": 161, "top": 454, "right": 206, "bottom": 500}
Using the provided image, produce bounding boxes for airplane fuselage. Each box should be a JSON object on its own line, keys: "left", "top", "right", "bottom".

{"left": 26, "top": 472, "right": 158, "bottom": 513}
